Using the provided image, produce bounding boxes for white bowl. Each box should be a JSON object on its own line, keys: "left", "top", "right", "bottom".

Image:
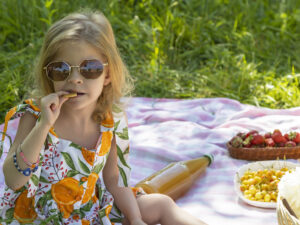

{"left": 234, "top": 160, "right": 299, "bottom": 208}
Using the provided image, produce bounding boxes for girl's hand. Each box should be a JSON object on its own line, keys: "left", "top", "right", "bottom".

{"left": 39, "top": 91, "right": 69, "bottom": 127}
{"left": 131, "top": 218, "right": 147, "bottom": 225}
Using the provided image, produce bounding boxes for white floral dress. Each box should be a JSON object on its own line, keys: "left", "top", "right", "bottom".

{"left": 0, "top": 99, "right": 140, "bottom": 225}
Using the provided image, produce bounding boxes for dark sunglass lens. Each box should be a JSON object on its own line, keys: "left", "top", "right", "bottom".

{"left": 80, "top": 60, "right": 104, "bottom": 79}
{"left": 47, "top": 62, "right": 69, "bottom": 81}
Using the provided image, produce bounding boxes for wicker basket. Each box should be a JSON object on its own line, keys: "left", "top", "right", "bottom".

{"left": 277, "top": 196, "right": 300, "bottom": 225}
{"left": 227, "top": 142, "right": 300, "bottom": 160}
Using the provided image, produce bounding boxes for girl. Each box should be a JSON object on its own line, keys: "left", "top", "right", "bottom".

{"left": 0, "top": 10, "right": 207, "bottom": 225}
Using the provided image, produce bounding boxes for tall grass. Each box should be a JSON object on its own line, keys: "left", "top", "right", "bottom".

{"left": 1, "top": 0, "right": 300, "bottom": 122}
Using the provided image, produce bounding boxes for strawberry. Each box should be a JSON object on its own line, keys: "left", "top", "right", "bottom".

{"left": 287, "top": 132, "right": 300, "bottom": 143}
{"left": 251, "top": 134, "right": 265, "bottom": 145}
{"left": 265, "top": 138, "right": 275, "bottom": 147}
{"left": 230, "top": 136, "right": 243, "bottom": 148}
{"left": 243, "top": 136, "right": 253, "bottom": 148}
{"left": 272, "top": 130, "right": 287, "bottom": 144}
{"left": 285, "top": 141, "right": 296, "bottom": 147}
{"left": 264, "top": 132, "right": 272, "bottom": 139}
{"left": 246, "top": 130, "right": 258, "bottom": 138}
{"left": 294, "top": 133, "right": 300, "bottom": 143}
{"left": 236, "top": 132, "right": 246, "bottom": 140}
{"left": 284, "top": 133, "right": 290, "bottom": 141}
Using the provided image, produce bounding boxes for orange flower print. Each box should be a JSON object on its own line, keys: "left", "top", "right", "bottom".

{"left": 105, "top": 205, "right": 113, "bottom": 221}
{"left": 82, "top": 172, "right": 99, "bottom": 204}
{"left": 14, "top": 190, "right": 37, "bottom": 223}
{"left": 82, "top": 219, "right": 90, "bottom": 225}
{"left": 51, "top": 177, "right": 84, "bottom": 218}
{"left": 98, "top": 131, "right": 113, "bottom": 156}
{"left": 101, "top": 112, "right": 114, "bottom": 128}
{"left": 81, "top": 147, "right": 95, "bottom": 166}
{"left": 92, "top": 195, "right": 98, "bottom": 203}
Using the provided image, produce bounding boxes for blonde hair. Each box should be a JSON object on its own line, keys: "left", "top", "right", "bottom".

{"left": 33, "top": 10, "right": 133, "bottom": 122}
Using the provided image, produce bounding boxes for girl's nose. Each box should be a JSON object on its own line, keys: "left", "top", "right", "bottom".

{"left": 67, "top": 66, "right": 83, "bottom": 84}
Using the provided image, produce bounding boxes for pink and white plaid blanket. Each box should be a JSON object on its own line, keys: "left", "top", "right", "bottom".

{"left": 2, "top": 97, "right": 300, "bottom": 225}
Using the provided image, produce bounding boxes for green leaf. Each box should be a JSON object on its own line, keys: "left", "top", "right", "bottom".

{"left": 14, "top": 186, "right": 26, "bottom": 193}
{"left": 47, "top": 135, "right": 53, "bottom": 145}
{"left": 92, "top": 162, "right": 104, "bottom": 174}
{"left": 45, "top": 0, "right": 53, "bottom": 9}
{"left": 44, "top": 191, "right": 52, "bottom": 201}
{"left": 31, "top": 174, "right": 39, "bottom": 186}
{"left": 98, "top": 208, "right": 106, "bottom": 219}
{"left": 112, "top": 104, "right": 123, "bottom": 113}
{"left": 118, "top": 165, "right": 128, "bottom": 187}
{"left": 66, "top": 170, "right": 80, "bottom": 177}
{"left": 116, "top": 127, "right": 128, "bottom": 140}
{"left": 110, "top": 218, "right": 123, "bottom": 223}
{"left": 5, "top": 208, "right": 14, "bottom": 219}
{"left": 114, "top": 120, "right": 121, "bottom": 131}
{"left": 53, "top": 217, "right": 60, "bottom": 225}
{"left": 69, "top": 142, "right": 82, "bottom": 150}
{"left": 117, "top": 145, "right": 130, "bottom": 169}
{"left": 40, "top": 175, "right": 50, "bottom": 183}
{"left": 61, "top": 152, "right": 76, "bottom": 170}
{"left": 97, "top": 186, "right": 103, "bottom": 205}
{"left": 113, "top": 204, "right": 122, "bottom": 216}
{"left": 124, "top": 146, "right": 130, "bottom": 155}
{"left": 78, "top": 158, "right": 90, "bottom": 174}
{"left": 81, "top": 200, "right": 93, "bottom": 211}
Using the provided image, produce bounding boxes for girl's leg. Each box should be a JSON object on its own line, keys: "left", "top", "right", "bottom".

{"left": 122, "top": 193, "right": 208, "bottom": 225}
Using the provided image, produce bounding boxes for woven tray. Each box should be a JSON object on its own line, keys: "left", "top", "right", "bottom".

{"left": 227, "top": 142, "right": 300, "bottom": 160}
{"left": 277, "top": 196, "right": 300, "bottom": 225}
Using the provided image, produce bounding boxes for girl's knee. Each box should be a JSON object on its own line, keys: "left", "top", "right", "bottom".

{"left": 148, "top": 193, "right": 176, "bottom": 209}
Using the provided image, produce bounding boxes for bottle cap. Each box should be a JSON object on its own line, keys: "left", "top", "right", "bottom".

{"left": 203, "top": 154, "right": 214, "bottom": 166}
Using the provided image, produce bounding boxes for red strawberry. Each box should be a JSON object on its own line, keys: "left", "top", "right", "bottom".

{"left": 230, "top": 136, "right": 243, "bottom": 148}
{"left": 251, "top": 134, "right": 265, "bottom": 145}
{"left": 294, "top": 133, "right": 300, "bottom": 143}
{"left": 285, "top": 141, "right": 296, "bottom": 147}
{"left": 284, "top": 133, "right": 290, "bottom": 141}
{"left": 236, "top": 132, "right": 246, "bottom": 140}
{"left": 272, "top": 130, "right": 287, "bottom": 144}
{"left": 264, "top": 132, "right": 272, "bottom": 139}
{"left": 287, "top": 132, "right": 300, "bottom": 143}
{"left": 265, "top": 138, "right": 275, "bottom": 147}
{"left": 246, "top": 130, "right": 258, "bottom": 138}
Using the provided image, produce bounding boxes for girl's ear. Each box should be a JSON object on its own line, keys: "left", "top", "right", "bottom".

{"left": 103, "top": 71, "right": 111, "bottom": 86}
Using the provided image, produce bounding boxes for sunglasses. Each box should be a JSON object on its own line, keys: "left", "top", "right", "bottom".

{"left": 43, "top": 59, "right": 108, "bottom": 81}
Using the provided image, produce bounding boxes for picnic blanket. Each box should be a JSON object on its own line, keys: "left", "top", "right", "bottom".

{"left": 1, "top": 97, "right": 300, "bottom": 225}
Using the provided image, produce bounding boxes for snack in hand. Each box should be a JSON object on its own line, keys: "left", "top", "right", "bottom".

{"left": 63, "top": 93, "right": 77, "bottom": 98}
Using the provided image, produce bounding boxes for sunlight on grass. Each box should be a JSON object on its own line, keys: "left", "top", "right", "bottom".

{"left": 1, "top": 0, "right": 300, "bottom": 122}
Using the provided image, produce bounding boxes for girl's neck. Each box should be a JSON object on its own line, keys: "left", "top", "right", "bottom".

{"left": 57, "top": 104, "right": 97, "bottom": 130}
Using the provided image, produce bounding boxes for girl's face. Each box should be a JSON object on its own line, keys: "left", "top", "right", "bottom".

{"left": 51, "top": 40, "right": 110, "bottom": 111}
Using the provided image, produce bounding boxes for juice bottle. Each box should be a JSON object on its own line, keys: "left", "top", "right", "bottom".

{"left": 135, "top": 154, "right": 213, "bottom": 200}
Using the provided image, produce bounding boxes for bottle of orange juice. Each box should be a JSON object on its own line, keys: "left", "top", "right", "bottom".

{"left": 135, "top": 155, "right": 213, "bottom": 200}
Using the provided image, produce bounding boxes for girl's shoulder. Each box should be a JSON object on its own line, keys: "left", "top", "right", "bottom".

{"left": 8, "top": 99, "right": 41, "bottom": 120}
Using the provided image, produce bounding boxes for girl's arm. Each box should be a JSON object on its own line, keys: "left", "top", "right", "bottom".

{"left": 3, "top": 92, "right": 68, "bottom": 190}
{"left": 3, "top": 112, "right": 52, "bottom": 190}
{"left": 103, "top": 136, "right": 146, "bottom": 225}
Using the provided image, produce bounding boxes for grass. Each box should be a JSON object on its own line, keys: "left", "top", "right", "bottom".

{"left": 1, "top": 0, "right": 300, "bottom": 122}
